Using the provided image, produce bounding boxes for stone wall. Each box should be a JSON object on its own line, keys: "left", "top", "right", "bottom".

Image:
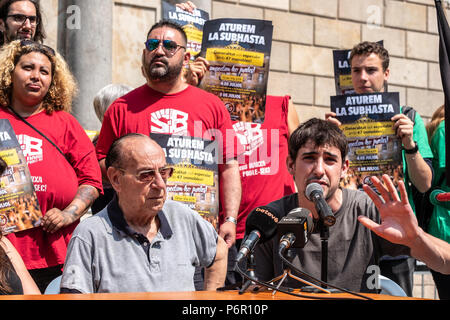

{"left": 209, "top": 0, "right": 447, "bottom": 122}
{"left": 41, "top": 0, "right": 447, "bottom": 126}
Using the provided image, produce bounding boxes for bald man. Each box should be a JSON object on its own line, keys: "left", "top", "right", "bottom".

{"left": 61, "top": 133, "right": 227, "bottom": 293}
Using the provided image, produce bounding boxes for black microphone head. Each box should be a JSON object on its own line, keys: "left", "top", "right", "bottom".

{"left": 305, "top": 182, "right": 323, "bottom": 201}
{"left": 244, "top": 206, "right": 279, "bottom": 243}
{"left": 284, "top": 207, "right": 314, "bottom": 233}
{"left": 277, "top": 207, "right": 313, "bottom": 248}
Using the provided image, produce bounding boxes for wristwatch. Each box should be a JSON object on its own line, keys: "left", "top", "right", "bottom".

{"left": 225, "top": 216, "right": 237, "bottom": 225}
{"left": 403, "top": 141, "right": 418, "bottom": 154}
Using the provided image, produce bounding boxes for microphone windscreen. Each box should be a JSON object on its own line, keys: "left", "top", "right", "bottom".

{"left": 285, "top": 207, "right": 314, "bottom": 233}
{"left": 245, "top": 206, "right": 279, "bottom": 243}
{"left": 305, "top": 182, "right": 323, "bottom": 201}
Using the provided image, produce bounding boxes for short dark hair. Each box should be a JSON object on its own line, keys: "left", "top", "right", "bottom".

{"left": 349, "top": 41, "right": 389, "bottom": 71}
{"left": 105, "top": 133, "right": 147, "bottom": 170}
{"left": 146, "top": 20, "right": 187, "bottom": 46}
{"left": 0, "top": 0, "right": 46, "bottom": 46}
{"left": 288, "top": 118, "right": 349, "bottom": 162}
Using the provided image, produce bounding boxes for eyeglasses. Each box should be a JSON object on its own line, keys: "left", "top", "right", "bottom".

{"left": 145, "top": 39, "right": 185, "bottom": 55}
{"left": 7, "top": 14, "right": 39, "bottom": 26}
{"left": 20, "top": 39, "right": 55, "bottom": 56}
{"left": 118, "top": 166, "right": 174, "bottom": 183}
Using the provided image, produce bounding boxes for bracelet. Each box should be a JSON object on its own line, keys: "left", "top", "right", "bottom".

{"left": 225, "top": 216, "right": 237, "bottom": 225}
{"left": 403, "top": 141, "right": 418, "bottom": 154}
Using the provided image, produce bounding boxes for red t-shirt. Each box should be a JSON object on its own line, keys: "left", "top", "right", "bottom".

{"left": 233, "top": 95, "right": 295, "bottom": 239}
{"left": 96, "top": 84, "right": 242, "bottom": 221}
{"left": 96, "top": 84, "right": 240, "bottom": 163}
{"left": 2, "top": 109, "right": 103, "bottom": 269}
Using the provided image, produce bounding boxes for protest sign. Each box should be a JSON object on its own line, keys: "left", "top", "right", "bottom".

{"left": 330, "top": 92, "right": 402, "bottom": 190}
{"left": 0, "top": 119, "right": 42, "bottom": 234}
{"left": 199, "top": 18, "right": 273, "bottom": 123}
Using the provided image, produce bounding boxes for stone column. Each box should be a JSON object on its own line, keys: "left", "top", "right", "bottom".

{"left": 57, "top": 0, "right": 112, "bottom": 131}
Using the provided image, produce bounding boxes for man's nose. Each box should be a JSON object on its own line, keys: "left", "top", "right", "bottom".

{"left": 151, "top": 172, "right": 166, "bottom": 189}
{"left": 22, "top": 18, "right": 33, "bottom": 29}
{"left": 312, "top": 159, "right": 325, "bottom": 176}
{"left": 154, "top": 42, "right": 166, "bottom": 55}
{"left": 360, "top": 69, "right": 369, "bottom": 81}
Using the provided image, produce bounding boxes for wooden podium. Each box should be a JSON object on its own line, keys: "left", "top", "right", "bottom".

{"left": 0, "top": 290, "right": 428, "bottom": 300}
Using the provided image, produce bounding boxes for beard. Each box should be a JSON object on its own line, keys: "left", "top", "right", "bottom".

{"left": 4, "top": 25, "right": 33, "bottom": 42}
{"left": 145, "top": 56, "right": 184, "bottom": 82}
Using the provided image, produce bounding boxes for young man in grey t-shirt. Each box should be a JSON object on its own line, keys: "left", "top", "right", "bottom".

{"left": 253, "top": 118, "right": 408, "bottom": 293}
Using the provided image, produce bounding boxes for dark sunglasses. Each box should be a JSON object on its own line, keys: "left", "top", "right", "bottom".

{"left": 7, "top": 14, "right": 39, "bottom": 26}
{"left": 145, "top": 39, "right": 185, "bottom": 55}
{"left": 20, "top": 39, "right": 55, "bottom": 56}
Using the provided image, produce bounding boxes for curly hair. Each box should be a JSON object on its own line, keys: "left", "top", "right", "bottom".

{"left": 0, "top": 0, "right": 46, "bottom": 46}
{"left": 349, "top": 41, "right": 390, "bottom": 72}
{"left": 0, "top": 40, "right": 77, "bottom": 113}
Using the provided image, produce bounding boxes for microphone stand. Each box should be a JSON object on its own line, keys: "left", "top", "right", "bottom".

{"left": 238, "top": 253, "right": 259, "bottom": 294}
{"left": 219, "top": 253, "right": 261, "bottom": 293}
{"left": 302, "top": 220, "right": 339, "bottom": 293}
{"left": 320, "top": 221, "right": 329, "bottom": 286}
{"left": 269, "top": 248, "right": 330, "bottom": 296}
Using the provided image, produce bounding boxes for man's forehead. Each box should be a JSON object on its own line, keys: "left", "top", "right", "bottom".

{"left": 127, "top": 140, "right": 164, "bottom": 160}
{"left": 8, "top": 1, "right": 36, "bottom": 14}
{"left": 351, "top": 52, "right": 382, "bottom": 67}
{"left": 148, "top": 26, "right": 182, "bottom": 41}
{"left": 298, "top": 141, "right": 341, "bottom": 157}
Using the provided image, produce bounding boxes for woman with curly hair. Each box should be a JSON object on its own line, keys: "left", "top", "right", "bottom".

{"left": 0, "top": 40, "right": 102, "bottom": 293}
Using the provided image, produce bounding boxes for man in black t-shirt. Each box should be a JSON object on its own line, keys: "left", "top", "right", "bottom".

{"left": 254, "top": 118, "right": 408, "bottom": 293}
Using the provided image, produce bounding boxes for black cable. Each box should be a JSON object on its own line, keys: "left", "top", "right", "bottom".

{"left": 234, "top": 255, "right": 371, "bottom": 300}
{"left": 277, "top": 247, "right": 373, "bottom": 300}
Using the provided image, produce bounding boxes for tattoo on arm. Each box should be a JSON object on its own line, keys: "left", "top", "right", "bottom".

{"left": 64, "top": 185, "right": 99, "bottom": 221}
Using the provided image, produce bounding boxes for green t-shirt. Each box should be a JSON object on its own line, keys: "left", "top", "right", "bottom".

{"left": 400, "top": 107, "right": 434, "bottom": 214}
{"left": 428, "top": 120, "right": 450, "bottom": 243}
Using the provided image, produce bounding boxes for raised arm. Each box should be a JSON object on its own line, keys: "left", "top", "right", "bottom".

{"left": 359, "top": 174, "right": 450, "bottom": 274}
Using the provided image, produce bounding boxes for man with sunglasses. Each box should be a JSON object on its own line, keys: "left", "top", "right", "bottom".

{"left": 61, "top": 134, "right": 227, "bottom": 293}
{"left": 0, "top": 0, "right": 45, "bottom": 46}
{"left": 96, "top": 21, "right": 242, "bottom": 251}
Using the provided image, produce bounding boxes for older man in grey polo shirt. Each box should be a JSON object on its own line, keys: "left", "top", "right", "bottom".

{"left": 60, "top": 133, "right": 227, "bottom": 293}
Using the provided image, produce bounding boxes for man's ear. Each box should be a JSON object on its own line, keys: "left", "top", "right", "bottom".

{"left": 340, "top": 158, "right": 349, "bottom": 179}
{"left": 0, "top": 19, "right": 6, "bottom": 33}
{"left": 286, "top": 156, "right": 295, "bottom": 176}
{"left": 383, "top": 67, "right": 390, "bottom": 82}
{"left": 183, "top": 51, "right": 191, "bottom": 66}
{"left": 107, "top": 167, "right": 122, "bottom": 193}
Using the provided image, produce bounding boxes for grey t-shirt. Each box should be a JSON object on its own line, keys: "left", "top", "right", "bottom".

{"left": 254, "top": 188, "right": 409, "bottom": 293}
{"left": 60, "top": 198, "right": 218, "bottom": 293}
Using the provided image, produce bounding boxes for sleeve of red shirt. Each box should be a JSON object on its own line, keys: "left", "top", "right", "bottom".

{"left": 95, "top": 102, "right": 121, "bottom": 161}
{"left": 214, "top": 98, "right": 245, "bottom": 164}
{"left": 63, "top": 113, "right": 103, "bottom": 194}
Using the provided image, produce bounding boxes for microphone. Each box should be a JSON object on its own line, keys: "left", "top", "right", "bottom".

{"left": 305, "top": 183, "right": 336, "bottom": 227}
{"left": 277, "top": 208, "right": 313, "bottom": 253}
{"left": 236, "top": 206, "right": 279, "bottom": 263}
